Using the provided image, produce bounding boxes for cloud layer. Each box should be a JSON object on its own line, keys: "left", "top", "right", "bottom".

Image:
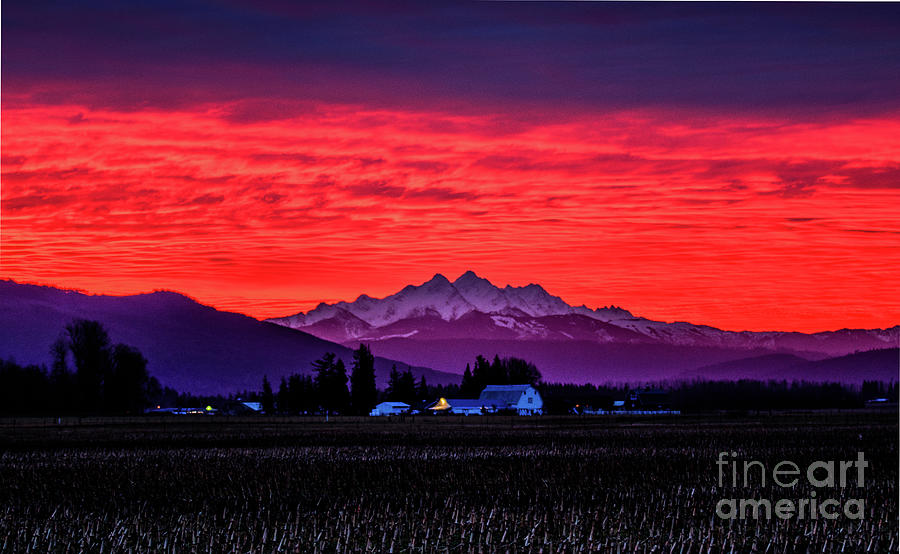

{"left": 2, "top": 2, "right": 899, "bottom": 332}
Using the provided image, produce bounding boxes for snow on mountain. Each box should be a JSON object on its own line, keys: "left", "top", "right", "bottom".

{"left": 267, "top": 271, "right": 900, "bottom": 356}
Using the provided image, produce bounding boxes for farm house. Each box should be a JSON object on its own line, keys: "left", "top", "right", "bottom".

{"left": 426, "top": 398, "right": 493, "bottom": 415}
{"left": 426, "top": 385, "right": 543, "bottom": 415}
{"left": 370, "top": 402, "right": 410, "bottom": 416}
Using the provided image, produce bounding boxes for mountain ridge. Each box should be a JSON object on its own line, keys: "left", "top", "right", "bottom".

{"left": 0, "top": 280, "right": 458, "bottom": 395}
{"left": 267, "top": 271, "right": 899, "bottom": 357}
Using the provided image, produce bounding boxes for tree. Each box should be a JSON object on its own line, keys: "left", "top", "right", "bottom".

{"left": 416, "top": 375, "right": 429, "bottom": 402}
{"left": 312, "top": 352, "right": 349, "bottom": 414}
{"left": 471, "top": 355, "right": 490, "bottom": 392}
{"left": 332, "top": 359, "right": 350, "bottom": 414}
{"left": 107, "top": 344, "right": 150, "bottom": 414}
{"left": 66, "top": 319, "right": 112, "bottom": 412}
{"left": 460, "top": 363, "right": 478, "bottom": 397}
{"left": 49, "top": 337, "right": 74, "bottom": 412}
{"left": 350, "top": 344, "right": 377, "bottom": 415}
{"left": 396, "top": 368, "right": 417, "bottom": 405}
{"left": 261, "top": 375, "right": 275, "bottom": 414}
{"left": 505, "top": 357, "right": 542, "bottom": 385}
{"left": 277, "top": 377, "right": 289, "bottom": 414}
{"left": 488, "top": 354, "right": 507, "bottom": 384}
{"left": 386, "top": 364, "right": 401, "bottom": 401}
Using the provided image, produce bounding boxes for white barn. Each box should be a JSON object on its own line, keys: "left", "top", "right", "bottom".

{"left": 479, "top": 384, "right": 543, "bottom": 415}
{"left": 370, "top": 401, "right": 410, "bottom": 416}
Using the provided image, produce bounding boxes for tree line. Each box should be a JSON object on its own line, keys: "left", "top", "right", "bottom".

{"left": 537, "top": 379, "right": 899, "bottom": 415}
{"left": 4, "top": 325, "right": 895, "bottom": 417}
{"left": 460, "top": 354, "right": 541, "bottom": 396}
{"left": 0, "top": 319, "right": 158, "bottom": 415}
{"left": 260, "top": 351, "right": 543, "bottom": 415}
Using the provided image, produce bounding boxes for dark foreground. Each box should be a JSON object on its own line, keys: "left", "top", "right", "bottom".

{"left": 0, "top": 413, "right": 897, "bottom": 553}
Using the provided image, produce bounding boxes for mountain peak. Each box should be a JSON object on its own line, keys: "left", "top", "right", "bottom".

{"left": 455, "top": 270, "right": 480, "bottom": 282}
{"left": 426, "top": 273, "right": 451, "bottom": 284}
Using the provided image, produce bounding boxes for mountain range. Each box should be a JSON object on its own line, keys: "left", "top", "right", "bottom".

{"left": 0, "top": 280, "right": 457, "bottom": 395}
{"left": 267, "top": 271, "right": 899, "bottom": 383}
{"left": 1, "top": 274, "right": 896, "bottom": 394}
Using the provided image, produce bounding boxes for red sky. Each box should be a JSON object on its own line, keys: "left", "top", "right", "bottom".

{"left": 2, "top": 2, "right": 899, "bottom": 333}
{"left": 3, "top": 99, "right": 898, "bottom": 332}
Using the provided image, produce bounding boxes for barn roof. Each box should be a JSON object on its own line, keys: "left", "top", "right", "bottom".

{"left": 376, "top": 401, "right": 410, "bottom": 408}
{"left": 479, "top": 384, "right": 534, "bottom": 403}
{"left": 446, "top": 398, "right": 493, "bottom": 409}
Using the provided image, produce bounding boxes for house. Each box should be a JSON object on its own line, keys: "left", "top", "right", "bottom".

{"left": 425, "top": 397, "right": 495, "bottom": 415}
{"left": 370, "top": 401, "right": 410, "bottom": 416}
{"left": 145, "top": 406, "right": 216, "bottom": 415}
{"left": 446, "top": 398, "right": 493, "bottom": 415}
{"left": 425, "top": 385, "right": 543, "bottom": 415}
{"left": 241, "top": 401, "right": 263, "bottom": 412}
{"left": 628, "top": 388, "right": 671, "bottom": 410}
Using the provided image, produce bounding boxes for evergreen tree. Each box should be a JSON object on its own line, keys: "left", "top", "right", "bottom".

{"left": 286, "top": 373, "right": 317, "bottom": 414}
{"left": 350, "top": 344, "right": 377, "bottom": 415}
{"left": 489, "top": 354, "right": 508, "bottom": 384}
{"left": 386, "top": 364, "right": 401, "bottom": 401}
{"left": 460, "top": 363, "right": 478, "bottom": 397}
{"left": 416, "top": 375, "right": 429, "bottom": 402}
{"left": 261, "top": 375, "right": 275, "bottom": 414}
{"left": 332, "top": 359, "right": 350, "bottom": 414}
{"left": 312, "top": 352, "right": 351, "bottom": 414}
{"left": 277, "top": 377, "right": 289, "bottom": 413}
{"left": 397, "top": 368, "right": 417, "bottom": 405}
{"left": 471, "top": 355, "right": 491, "bottom": 393}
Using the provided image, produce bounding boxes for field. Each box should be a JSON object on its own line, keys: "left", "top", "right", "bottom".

{"left": 0, "top": 413, "right": 897, "bottom": 553}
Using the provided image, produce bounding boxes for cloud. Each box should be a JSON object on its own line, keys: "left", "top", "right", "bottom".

{"left": 3, "top": 101, "right": 899, "bottom": 332}
{"left": 184, "top": 194, "right": 225, "bottom": 206}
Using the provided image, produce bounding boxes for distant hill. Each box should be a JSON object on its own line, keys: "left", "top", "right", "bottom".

{"left": 354, "top": 338, "right": 814, "bottom": 384}
{"left": 0, "top": 281, "right": 457, "bottom": 395}
{"left": 687, "top": 349, "right": 899, "bottom": 384}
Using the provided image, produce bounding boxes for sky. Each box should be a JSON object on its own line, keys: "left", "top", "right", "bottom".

{"left": 2, "top": 1, "right": 899, "bottom": 333}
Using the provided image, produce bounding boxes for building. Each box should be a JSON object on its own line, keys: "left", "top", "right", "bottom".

{"left": 479, "top": 384, "right": 543, "bottom": 415}
{"left": 370, "top": 401, "right": 410, "bottom": 416}
{"left": 628, "top": 388, "right": 671, "bottom": 410}
{"left": 426, "top": 385, "right": 543, "bottom": 415}
{"left": 445, "top": 398, "right": 494, "bottom": 415}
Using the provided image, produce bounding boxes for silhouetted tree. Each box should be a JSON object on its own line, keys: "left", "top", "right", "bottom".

{"left": 261, "top": 375, "right": 275, "bottom": 414}
{"left": 459, "top": 363, "right": 475, "bottom": 397}
{"left": 471, "top": 355, "right": 490, "bottom": 392}
{"left": 350, "top": 344, "right": 377, "bottom": 415}
{"left": 0, "top": 359, "right": 50, "bottom": 415}
{"left": 66, "top": 319, "right": 112, "bottom": 412}
{"left": 394, "top": 368, "right": 417, "bottom": 405}
{"left": 386, "top": 364, "right": 401, "bottom": 401}
{"left": 49, "top": 337, "right": 74, "bottom": 412}
{"left": 332, "top": 359, "right": 350, "bottom": 413}
{"left": 416, "top": 375, "right": 429, "bottom": 403}
{"left": 505, "top": 357, "right": 542, "bottom": 385}
{"left": 107, "top": 344, "right": 150, "bottom": 414}
{"left": 288, "top": 374, "right": 317, "bottom": 413}
{"left": 461, "top": 355, "right": 542, "bottom": 394}
{"left": 312, "top": 352, "right": 350, "bottom": 414}
{"left": 277, "top": 377, "right": 289, "bottom": 414}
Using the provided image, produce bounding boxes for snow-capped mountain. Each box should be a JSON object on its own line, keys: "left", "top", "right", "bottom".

{"left": 267, "top": 271, "right": 899, "bottom": 357}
